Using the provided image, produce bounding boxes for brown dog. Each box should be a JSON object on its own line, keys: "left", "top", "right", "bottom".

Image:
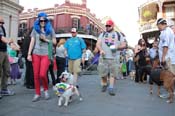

{"left": 159, "top": 70, "right": 175, "bottom": 103}
{"left": 149, "top": 58, "right": 175, "bottom": 103}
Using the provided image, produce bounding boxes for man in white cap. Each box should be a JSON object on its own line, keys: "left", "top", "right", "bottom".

{"left": 64, "top": 28, "right": 86, "bottom": 88}
{"left": 157, "top": 18, "right": 175, "bottom": 74}
{"left": 157, "top": 18, "right": 175, "bottom": 100}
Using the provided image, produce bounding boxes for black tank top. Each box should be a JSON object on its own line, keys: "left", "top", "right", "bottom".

{"left": 0, "top": 26, "right": 7, "bottom": 52}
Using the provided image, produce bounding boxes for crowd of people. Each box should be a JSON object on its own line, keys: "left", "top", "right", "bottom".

{"left": 0, "top": 11, "right": 175, "bottom": 103}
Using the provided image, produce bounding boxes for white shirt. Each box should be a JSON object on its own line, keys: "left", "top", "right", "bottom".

{"left": 126, "top": 49, "right": 133, "bottom": 61}
{"left": 84, "top": 49, "right": 93, "bottom": 61}
{"left": 158, "top": 27, "right": 175, "bottom": 64}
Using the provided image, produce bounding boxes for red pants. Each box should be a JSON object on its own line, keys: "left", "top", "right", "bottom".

{"left": 32, "top": 54, "right": 50, "bottom": 95}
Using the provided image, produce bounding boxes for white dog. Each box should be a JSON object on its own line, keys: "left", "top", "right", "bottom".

{"left": 55, "top": 82, "right": 83, "bottom": 106}
{"left": 59, "top": 71, "right": 74, "bottom": 85}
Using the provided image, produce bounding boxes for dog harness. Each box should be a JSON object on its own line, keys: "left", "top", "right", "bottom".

{"left": 149, "top": 68, "right": 163, "bottom": 86}
{"left": 55, "top": 83, "right": 74, "bottom": 95}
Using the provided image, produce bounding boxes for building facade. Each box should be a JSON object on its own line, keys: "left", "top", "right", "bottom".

{"left": 19, "top": 0, "right": 106, "bottom": 48}
{"left": 0, "top": 0, "right": 23, "bottom": 40}
{"left": 138, "top": 0, "right": 175, "bottom": 46}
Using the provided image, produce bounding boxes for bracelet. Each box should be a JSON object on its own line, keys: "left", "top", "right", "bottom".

{"left": 28, "top": 53, "right": 31, "bottom": 55}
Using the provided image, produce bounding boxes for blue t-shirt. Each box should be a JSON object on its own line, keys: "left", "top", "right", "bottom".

{"left": 64, "top": 37, "right": 86, "bottom": 60}
{"left": 149, "top": 48, "right": 157, "bottom": 59}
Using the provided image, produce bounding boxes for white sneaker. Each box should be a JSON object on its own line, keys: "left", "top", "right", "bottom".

{"left": 159, "top": 94, "right": 169, "bottom": 99}
{"left": 52, "top": 86, "right": 57, "bottom": 91}
{"left": 7, "top": 80, "right": 12, "bottom": 85}
{"left": 44, "top": 90, "right": 50, "bottom": 100}
{"left": 32, "top": 94, "right": 40, "bottom": 102}
{"left": 12, "top": 80, "right": 16, "bottom": 85}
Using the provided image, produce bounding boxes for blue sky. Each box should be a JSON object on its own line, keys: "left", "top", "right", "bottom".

{"left": 19, "top": 0, "right": 147, "bottom": 46}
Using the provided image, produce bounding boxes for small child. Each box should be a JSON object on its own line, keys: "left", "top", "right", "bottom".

{"left": 7, "top": 42, "right": 21, "bottom": 85}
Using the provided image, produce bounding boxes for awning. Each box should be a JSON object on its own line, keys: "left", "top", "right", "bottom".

{"left": 55, "top": 33, "right": 97, "bottom": 40}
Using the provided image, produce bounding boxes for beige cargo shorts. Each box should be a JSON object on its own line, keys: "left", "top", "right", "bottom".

{"left": 97, "top": 57, "right": 119, "bottom": 78}
{"left": 166, "top": 58, "right": 175, "bottom": 75}
{"left": 68, "top": 59, "right": 81, "bottom": 74}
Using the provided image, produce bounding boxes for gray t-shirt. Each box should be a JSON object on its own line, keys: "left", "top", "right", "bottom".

{"left": 30, "top": 29, "right": 55, "bottom": 55}
{"left": 56, "top": 44, "right": 66, "bottom": 58}
{"left": 98, "top": 31, "right": 125, "bottom": 59}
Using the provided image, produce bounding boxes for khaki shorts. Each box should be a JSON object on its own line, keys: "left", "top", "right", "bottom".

{"left": 170, "top": 64, "right": 175, "bottom": 74}
{"left": 98, "top": 57, "right": 119, "bottom": 78}
{"left": 166, "top": 58, "right": 175, "bottom": 74}
{"left": 68, "top": 59, "right": 81, "bottom": 74}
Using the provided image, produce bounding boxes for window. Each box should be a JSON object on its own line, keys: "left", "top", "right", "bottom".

{"left": 72, "top": 18, "right": 80, "bottom": 29}
{"left": 19, "top": 23, "right": 27, "bottom": 29}
{"left": 18, "top": 23, "right": 27, "bottom": 37}
{"left": 165, "top": 7, "right": 174, "bottom": 18}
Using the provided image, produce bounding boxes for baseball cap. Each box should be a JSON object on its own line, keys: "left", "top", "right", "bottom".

{"left": 106, "top": 19, "right": 114, "bottom": 26}
{"left": 71, "top": 28, "right": 77, "bottom": 33}
{"left": 157, "top": 18, "right": 167, "bottom": 25}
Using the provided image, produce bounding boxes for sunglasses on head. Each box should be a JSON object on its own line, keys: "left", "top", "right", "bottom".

{"left": 40, "top": 20, "right": 47, "bottom": 23}
{"left": 0, "top": 22, "right": 4, "bottom": 24}
{"left": 106, "top": 25, "right": 111, "bottom": 27}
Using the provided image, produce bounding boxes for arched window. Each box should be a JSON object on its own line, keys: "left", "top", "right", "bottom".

{"left": 18, "top": 22, "right": 27, "bottom": 37}
{"left": 72, "top": 18, "right": 80, "bottom": 29}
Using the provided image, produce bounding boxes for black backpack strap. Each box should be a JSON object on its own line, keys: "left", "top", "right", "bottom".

{"left": 115, "top": 31, "right": 121, "bottom": 41}
{"left": 102, "top": 32, "right": 106, "bottom": 37}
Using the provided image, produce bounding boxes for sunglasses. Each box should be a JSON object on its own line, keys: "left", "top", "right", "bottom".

{"left": 0, "top": 22, "right": 4, "bottom": 24}
{"left": 106, "top": 25, "right": 111, "bottom": 27}
{"left": 40, "top": 20, "right": 47, "bottom": 23}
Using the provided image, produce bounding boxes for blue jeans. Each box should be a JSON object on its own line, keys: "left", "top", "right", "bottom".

{"left": 128, "top": 59, "right": 134, "bottom": 73}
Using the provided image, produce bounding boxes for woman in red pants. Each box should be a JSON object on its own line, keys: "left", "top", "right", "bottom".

{"left": 27, "top": 12, "right": 56, "bottom": 102}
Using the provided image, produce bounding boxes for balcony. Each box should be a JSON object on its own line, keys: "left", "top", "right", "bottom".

{"left": 139, "top": 21, "right": 158, "bottom": 34}
{"left": 55, "top": 27, "right": 99, "bottom": 37}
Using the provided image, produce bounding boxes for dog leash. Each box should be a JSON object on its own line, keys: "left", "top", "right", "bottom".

{"left": 83, "top": 54, "right": 100, "bottom": 71}
{"left": 65, "top": 56, "right": 69, "bottom": 72}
